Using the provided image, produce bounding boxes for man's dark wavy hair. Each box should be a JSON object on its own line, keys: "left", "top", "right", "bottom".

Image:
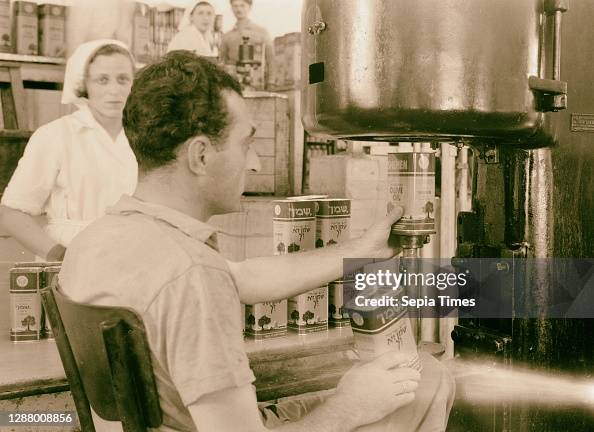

{"left": 123, "top": 50, "right": 242, "bottom": 173}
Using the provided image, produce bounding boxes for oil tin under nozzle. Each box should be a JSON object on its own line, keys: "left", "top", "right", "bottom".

{"left": 387, "top": 144, "right": 436, "bottom": 254}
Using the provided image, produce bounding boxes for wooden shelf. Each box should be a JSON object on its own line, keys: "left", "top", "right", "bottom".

{"left": 0, "top": 329, "right": 357, "bottom": 402}
{"left": 0, "top": 53, "right": 65, "bottom": 86}
{"left": 0, "top": 58, "right": 64, "bottom": 87}
{"left": 0, "top": 53, "right": 66, "bottom": 65}
{"left": 0, "top": 339, "right": 67, "bottom": 400}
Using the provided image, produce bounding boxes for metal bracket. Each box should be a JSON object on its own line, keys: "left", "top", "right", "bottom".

{"left": 483, "top": 147, "right": 499, "bottom": 164}
{"left": 529, "top": 77, "right": 568, "bottom": 112}
{"left": 451, "top": 324, "right": 512, "bottom": 358}
{"left": 530, "top": 0, "right": 568, "bottom": 112}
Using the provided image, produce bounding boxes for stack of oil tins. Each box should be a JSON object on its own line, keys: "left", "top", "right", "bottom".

{"left": 244, "top": 196, "right": 351, "bottom": 340}
{"left": 0, "top": 1, "right": 66, "bottom": 57}
{"left": 0, "top": 1, "right": 190, "bottom": 63}
{"left": 9, "top": 262, "right": 60, "bottom": 342}
{"left": 149, "top": 5, "right": 184, "bottom": 60}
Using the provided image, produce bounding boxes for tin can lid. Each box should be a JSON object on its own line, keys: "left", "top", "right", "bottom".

{"left": 44, "top": 266, "right": 61, "bottom": 272}
{"left": 316, "top": 198, "right": 351, "bottom": 202}
{"left": 10, "top": 267, "right": 43, "bottom": 273}
{"left": 285, "top": 195, "right": 329, "bottom": 200}
{"left": 14, "top": 261, "right": 61, "bottom": 267}
{"left": 331, "top": 278, "right": 356, "bottom": 284}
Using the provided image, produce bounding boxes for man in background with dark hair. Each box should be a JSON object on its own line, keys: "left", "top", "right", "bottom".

{"left": 220, "top": 0, "right": 274, "bottom": 88}
{"left": 59, "top": 51, "right": 454, "bottom": 431}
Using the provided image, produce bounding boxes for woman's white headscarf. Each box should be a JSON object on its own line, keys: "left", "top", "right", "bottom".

{"left": 61, "top": 39, "right": 133, "bottom": 108}
{"left": 167, "top": 1, "right": 218, "bottom": 57}
{"left": 178, "top": 0, "right": 212, "bottom": 32}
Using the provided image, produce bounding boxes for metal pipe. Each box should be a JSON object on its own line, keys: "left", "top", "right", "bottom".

{"left": 440, "top": 143, "right": 457, "bottom": 259}
{"left": 552, "top": 10, "right": 562, "bottom": 81}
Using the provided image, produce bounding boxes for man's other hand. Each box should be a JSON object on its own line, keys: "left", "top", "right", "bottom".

{"left": 330, "top": 351, "right": 421, "bottom": 427}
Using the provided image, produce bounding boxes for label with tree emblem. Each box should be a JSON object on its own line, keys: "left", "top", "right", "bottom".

{"left": 38, "top": 4, "right": 66, "bottom": 57}
{"left": 12, "top": 1, "right": 38, "bottom": 55}
{"left": 288, "top": 286, "right": 328, "bottom": 334}
{"left": 0, "top": 0, "right": 11, "bottom": 53}
{"left": 245, "top": 300, "right": 288, "bottom": 340}
{"left": 315, "top": 199, "right": 351, "bottom": 248}
{"left": 9, "top": 267, "right": 42, "bottom": 342}
{"left": 346, "top": 289, "right": 421, "bottom": 371}
{"left": 328, "top": 279, "right": 354, "bottom": 327}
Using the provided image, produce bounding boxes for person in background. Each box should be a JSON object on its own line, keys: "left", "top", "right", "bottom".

{"left": 220, "top": 0, "right": 274, "bottom": 88}
{"left": 59, "top": 51, "right": 454, "bottom": 432}
{"left": 167, "top": 1, "right": 219, "bottom": 58}
{"left": 0, "top": 40, "right": 137, "bottom": 261}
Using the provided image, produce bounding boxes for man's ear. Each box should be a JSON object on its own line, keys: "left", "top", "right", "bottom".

{"left": 186, "top": 136, "right": 213, "bottom": 175}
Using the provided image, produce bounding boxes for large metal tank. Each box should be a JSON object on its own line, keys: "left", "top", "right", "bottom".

{"left": 301, "top": 0, "right": 565, "bottom": 146}
{"left": 301, "top": 2, "right": 594, "bottom": 430}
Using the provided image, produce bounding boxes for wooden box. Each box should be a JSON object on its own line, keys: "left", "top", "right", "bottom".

{"left": 12, "top": 1, "right": 38, "bottom": 55}
{"left": 308, "top": 154, "right": 389, "bottom": 237}
{"left": 209, "top": 197, "right": 274, "bottom": 262}
{"left": 244, "top": 92, "right": 290, "bottom": 195}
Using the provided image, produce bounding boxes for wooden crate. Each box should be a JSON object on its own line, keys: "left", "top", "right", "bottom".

{"left": 244, "top": 92, "right": 290, "bottom": 195}
{"left": 308, "top": 153, "right": 389, "bottom": 235}
{"left": 209, "top": 197, "right": 275, "bottom": 261}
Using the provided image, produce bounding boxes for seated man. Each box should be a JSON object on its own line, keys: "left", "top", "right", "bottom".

{"left": 59, "top": 51, "right": 455, "bottom": 432}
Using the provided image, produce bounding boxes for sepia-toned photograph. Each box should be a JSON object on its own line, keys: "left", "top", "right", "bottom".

{"left": 0, "top": 0, "right": 593, "bottom": 431}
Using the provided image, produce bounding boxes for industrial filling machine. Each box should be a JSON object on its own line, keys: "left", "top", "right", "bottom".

{"left": 300, "top": 0, "right": 594, "bottom": 430}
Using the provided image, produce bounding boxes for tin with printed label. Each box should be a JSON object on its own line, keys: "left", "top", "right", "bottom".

{"left": 329, "top": 279, "right": 354, "bottom": 327}
{"left": 0, "top": 0, "right": 11, "bottom": 53}
{"left": 288, "top": 286, "right": 328, "bottom": 334}
{"left": 38, "top": 4, "right": 65, "bottom": 57}
{"left": 9, "top": 267, "right": 43, "bottom": 342}
{"left": 316, "top": 198, "right": 351, "bottom": 248}
{"left": 387, "top": 152, "right": 435, "bottom": 236}
{"left": 12, "top": 1, "right": 38, "bottom": 55}
{"left": 346, "top": 287, "right": 421, "bottom": 370}
{"left": 14, "top": 262, "right": 60, "bottom": 339}
{"left": 272, "top": 200, "right": 316, "bottom": 255}
{"left": 245, "top": 300, "right": 288, "bottom": 340}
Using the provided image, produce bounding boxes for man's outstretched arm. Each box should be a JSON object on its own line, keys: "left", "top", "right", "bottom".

{"left": 226, "top": 207, "right": 403, "bottom": 305}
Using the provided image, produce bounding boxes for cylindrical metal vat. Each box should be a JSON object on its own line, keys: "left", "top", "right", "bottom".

{"left": 301, "top": 0, "right": 550, "bottom": 145}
